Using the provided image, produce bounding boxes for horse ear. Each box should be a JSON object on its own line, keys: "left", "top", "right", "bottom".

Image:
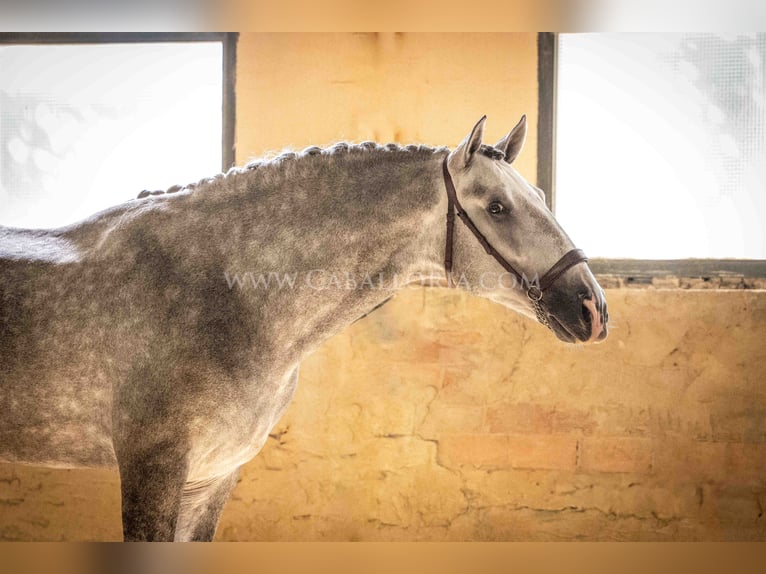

{"left": 454, "top": 115, "right": 487, "bottom": 167}
{"left": 495, "top": 114, "right": 527, "bottom": 164}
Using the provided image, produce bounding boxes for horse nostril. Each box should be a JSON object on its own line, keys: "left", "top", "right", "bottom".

{"left": 580, "top": 296, "right": 604, "bottom": 343}
{"left": 598, "top": 298, "right": 608, "bottom": 324}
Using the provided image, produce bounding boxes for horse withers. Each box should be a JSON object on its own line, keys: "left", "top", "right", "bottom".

{"left": 0, "top": 116, "right": 607, "bottom": 541}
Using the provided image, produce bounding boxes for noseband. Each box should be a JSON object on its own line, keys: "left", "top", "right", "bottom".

{"left": 442, "top": 155, "right": 588, "bottom": 329}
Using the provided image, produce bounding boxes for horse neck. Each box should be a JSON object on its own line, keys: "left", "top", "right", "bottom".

{"left": 194, "top": 150, "right": 450, "bottom": 363}
{"left": 213, "top": 150, "right": 450, "bottom": 288}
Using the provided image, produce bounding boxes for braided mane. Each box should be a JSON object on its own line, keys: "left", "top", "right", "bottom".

{"left": 135, "top": 140, "right": 503, "bottom": 200}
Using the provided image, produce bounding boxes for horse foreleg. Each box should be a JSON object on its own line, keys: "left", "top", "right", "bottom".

{"left": 174, "top": 468, "right": 241, "bottom": 541}
{"left": 116, "top": 440, "right": 190, "bottom": 541}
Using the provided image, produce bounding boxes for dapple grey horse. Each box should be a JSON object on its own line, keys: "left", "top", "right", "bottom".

{"left": 0, "top": 117, "right": 607, "bottom": 541}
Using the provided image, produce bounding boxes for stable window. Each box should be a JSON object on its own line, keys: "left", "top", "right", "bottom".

{"left": 542, "top": 33, "right": 766, "bottom": 277}
{"left": 0, "top": 33, "right": 235, "bottom": 229}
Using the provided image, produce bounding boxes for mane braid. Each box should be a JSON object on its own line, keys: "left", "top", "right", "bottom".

{"left": 134, "top": 140, "right": 453, "bottom": 200}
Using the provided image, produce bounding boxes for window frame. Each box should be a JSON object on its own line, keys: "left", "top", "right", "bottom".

{"left": 0, "top": 32, "right": 237, "bottom": 172}
{"left": 537, "top": 32, "right": 766, "bottom": 284}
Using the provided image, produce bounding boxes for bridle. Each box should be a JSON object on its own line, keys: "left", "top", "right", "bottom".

{"left": 442, "top": 155, "right": 588, "bottom": 329}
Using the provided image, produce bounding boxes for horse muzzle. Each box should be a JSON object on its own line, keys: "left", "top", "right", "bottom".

{"left": 540, "top": 276, "right": 609, "bottom": 344}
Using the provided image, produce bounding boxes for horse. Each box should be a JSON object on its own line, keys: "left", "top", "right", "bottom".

{"left": 0, "top": 116, "right": 608, "bottom": 541}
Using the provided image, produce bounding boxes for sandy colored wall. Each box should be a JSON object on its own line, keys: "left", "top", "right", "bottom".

{"left": 217, "top": 289, "right": 766, "bottom": 541}
{"left": 1, "top": 33, "right": 764, "bottom": 541}
{"left": 235, "top": 33, "right": 538, "bottom": 176}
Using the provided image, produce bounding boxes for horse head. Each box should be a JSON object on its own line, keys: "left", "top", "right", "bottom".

{"left": 444, "top": 116, "right": 608, "bottom": 343}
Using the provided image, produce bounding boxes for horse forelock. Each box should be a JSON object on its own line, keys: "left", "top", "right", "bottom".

{"left": 478, "top": 144, "right": 505, "bottom": 161}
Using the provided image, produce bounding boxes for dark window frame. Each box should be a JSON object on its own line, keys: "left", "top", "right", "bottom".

{"left": 537, "top": 32, "right": 766, "bottom": 282}
{"left": 0, "top": 32, "right": 237, "bottom": 172}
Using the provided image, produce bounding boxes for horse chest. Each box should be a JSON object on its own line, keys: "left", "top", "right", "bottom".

{"left": 187, "top": 368, "right": 299, "bottom": 479}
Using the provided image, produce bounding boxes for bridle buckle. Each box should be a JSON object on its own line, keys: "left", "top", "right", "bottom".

{"left": 526, "top": 285, "right": 543, "bottom": 302}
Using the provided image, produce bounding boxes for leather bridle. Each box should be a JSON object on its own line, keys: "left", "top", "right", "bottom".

{"left": 442, "top": 155, "right": 588, "bottom": 329}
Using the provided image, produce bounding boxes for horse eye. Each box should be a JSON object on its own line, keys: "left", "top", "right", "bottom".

{"left": 487, "top": 201, "right": 506, "bottom": 215}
